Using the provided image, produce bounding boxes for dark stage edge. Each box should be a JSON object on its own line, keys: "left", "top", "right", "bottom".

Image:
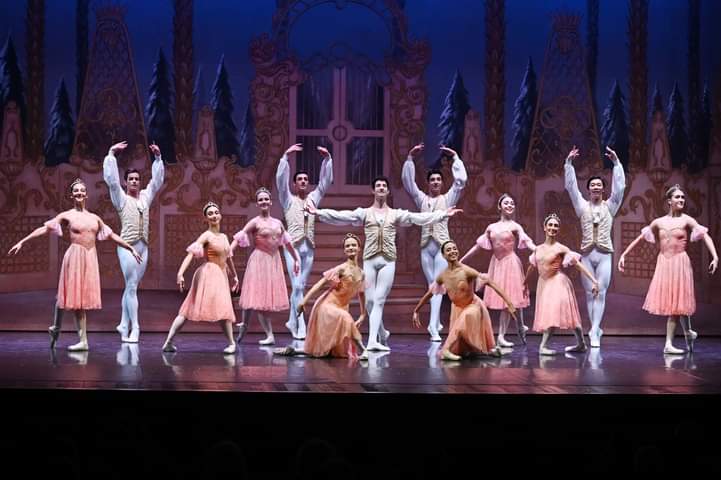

{"left": 4, "top": 333, "right": 721, "bottom": 475}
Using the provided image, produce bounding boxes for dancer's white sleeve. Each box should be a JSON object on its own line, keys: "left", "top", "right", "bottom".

{"left": 395, "top": 209, "right": 447, "bottom": 227}
{"left": 276, "top": 154, "right": 293, "bottom": 211}
{"left": 401, "top": 155, "right": 426, "bottom": 210}
{"left": 308, "top": 154, "right": 333, "bottom": 207}
{"left": 563, "top": 162, "right": 587, "bottom": 217}
{"left": 445, "top": 154, "right": 467, "bottom": 208}
{"left": 315, "top": 207, "right": 366, "bottom": 227}
{"left": 606, "top": 161, "right": 626, "bottom": 216}
{"left": 103, "top": 151, "right": 126, "bottom": 211}
{"left": 142, "top": 154, "right": 165, "bottom": 205}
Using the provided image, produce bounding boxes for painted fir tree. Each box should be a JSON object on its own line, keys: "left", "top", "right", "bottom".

{"left": 0, "top": 35, "right": 27, "bottom": 135}
{"left": 211, "top": 56, "right": 239, "bottom": 160}
{"left": 145, "top": 48, "right": 176, "bottom": 163}
{"left": 510, "top": 57, "right": 537, "bottom": 171}
{"left": 667, "top": 82, "right": 688, "bottom": 169}
{"left": 651, "top": 83, "right": 663, "bottom": 115}
{"left": 695, "top": 83, "right": 712, "bottom": 172}
{"left": 436, "top": 69, "right": 470, "bottom": 167}
{"left": 191, "top": 67, "right": 206, "bottom": 139}
{"left": 237, "top": 101, "right": 255, "bottom": 167}
{"left": 600, "top": 80, "right": 629, "bottom": 169}
{"left": 44, "top": 79, "right": 75, "bottom": 166}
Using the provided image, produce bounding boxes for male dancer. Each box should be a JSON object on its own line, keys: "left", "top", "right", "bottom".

{"left": 276, "top": 143, "right": 333, "bottom": 339}
{"left": 307, "top": 177, "right": 461, "bottom": 352}
{"left": 564, "top": 145, "right": 625, "bottom": 347}
{"left": 402, "top": 143, "right": 467, "bottom": 341}
{"left": 103, "top": 141, "right": 165, "bottom": 342}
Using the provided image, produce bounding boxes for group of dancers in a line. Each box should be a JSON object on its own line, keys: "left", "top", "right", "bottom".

{"left": 7, "top": 141, "right": 718, "bottom": 359}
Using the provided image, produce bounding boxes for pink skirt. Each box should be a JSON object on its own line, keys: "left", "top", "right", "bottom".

{"left": 532, "top": 272, "right": 582, "bottom": 331}
{"left": 57, "top": 243, "right": 102, "bottom": 310}
{"left": 441, "top": 295, "right": 496, "bottom": 356}
{"left": 643, "top": 252, "right": 696, "bottom": 316}
{"left": 483, "top": 252, "right": 529, "bottom": 309}
{"left": 304, "top": 291, "right": 362, "bottom": 358}
{"left": 238, "top": 248, "right": 289, "bottom": 311}
{"left": 178, "top": 262, "right": 236, "bottom": 322}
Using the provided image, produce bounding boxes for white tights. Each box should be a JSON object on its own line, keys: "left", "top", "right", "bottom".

{"left": 117, "top": 242, "right": 149, "bottom": 340}
{"left": 363, "top": 255, "right": 396, "bottom": 349}
{"left": 283, "top": 239, "right": 314, "bottom": 338}
{"left": 580, "top": 249, "right": 612, "bottom": 334}
{"left": 420, "top": 240, "right": 447, "bottom": 337}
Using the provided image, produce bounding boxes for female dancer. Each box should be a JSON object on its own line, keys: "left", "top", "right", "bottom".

{"left": 618, "top": 185, "right": 718, "bottom": 354}
{"left": 412, "top": 240, "right": 515, "bottom": 360}
{"left": 525, "top": 213, "right": 599, "bottom": 355}
{"left": 275, "top": 233, "right": 367, "bottom": 358}
{"left": 7, "top": 178, "right": 141, "bottom": 351}
{"left": 161, "top": 202, "right": 239, "bottom": 354}
{"left": 460, "top": 193, "right": 534, "bottom": 347}
{"left": 231, "top": 187, "right": 300, "bottom": 345}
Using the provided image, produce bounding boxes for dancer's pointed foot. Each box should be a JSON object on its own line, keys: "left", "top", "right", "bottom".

{"left": 366, "top": 341, "right": 390, "bottom": 352}
{"left": 589, "top": 328, "right": 603, "bottom": 348}
{"left": 565, "top": 342, "right": 587, "bottom": 353}
{"left": 235, "top": 323, "right": 247, "bottom": 343}
{"left": 441, "top": 349, "right": 461, "bottom": 361}
{"left": 663, "top": 344, "right": 685, "bottom": 355}
{"left": 378, "top": 328, "right": 391, "bottom": 346}
{"left": 116, "top": 323, "right": 129, "bottom": 339}
{"left": 539, "top": 347, "right": 557, "bottom": 356}
{"left": 258, "top": 335, "right": 275, "bottom": 345}
{"left": 274, "top": 346, "right": 296, "bottom": 356}
{"left": 518, "top": 324, "right": 529, "bottom": 344}
{"left": 427, "top": 326, "right": 442, "bottom": 342}
{"left": 223, "top": 343, "right": 237, "bottom": 355}
{"left": 122, "top": 330, "right": 140, "bottom": 343}
{"left": 358, "top": 350, "right": 369, "bottom": 361}
{"left": 497, "top": 336, "right": 514, "bottom": 348}
{"left": 67, "top": 341, "right": 89, "bottom": 352}
{"left": 684, "top": 329, "right": 698, "bottom": 353}
{"left": 284, "top": 319, "right": 297, "bottom": 338}
{"left": 48, "top": 326, "right": 60, "bottom": 349}
{"left": 162, "top": 342, "right": 177, "bottom": 353}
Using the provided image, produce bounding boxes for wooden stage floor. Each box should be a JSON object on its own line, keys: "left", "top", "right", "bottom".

{"left": 1, "top": 331, "right": 720, "bottom": 394}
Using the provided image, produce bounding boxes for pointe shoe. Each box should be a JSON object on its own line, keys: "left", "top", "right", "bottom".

{"left": 48, "top": 326, "right": 60, "bottom": 349}
{"left": 518, "top": 325, "right": 529, "bottom": 345}
{"left": 378, "top": 328, "right": 391, "bottom": 346}
{"left": 122, "top": 330, "right": 140, "bottom": 343}
{"left": 235, "top": 323, "right": 247, "bottom": 343}
{"left": 427, "top": 326, "right": 442, "bottom": 342}
{"left": 162, "top": 342, "right": 177, "bottom": 353}
{"left": 366, "top": 341, "right": 391, "bottom": 352}
{"left": 295, "top": 319, "right": 307, "bottom": 340}
{"left": 497, "top": 336, "right": 514, "bottom": 348}
{"left": 67, "top": 341, "right": 89, "bottom": 352}
{"left": 664, "top": 345, "right": 685, "bottom": 355}
{"left": 441, "top": 349, "right": 462, "bottom": 361}
{"left": 116, "top": 323, "right": 129, "bottom": 339}
{"left": 564, "top": 343, "right": 587, "bottom": 353}
{"left": 223, "top": 343, "right": 237, "bottom": 355}
{"left": 684, "top": 329, "right": 698, "bottom": 353}
{"left": 284, "top": 319, "right": 297, "bottom": 338}
{"left": 589, "top": 328, "right": 603, "bottom": 348}
{"left": 258, "top": 335, "right": 275, "bottom": 345}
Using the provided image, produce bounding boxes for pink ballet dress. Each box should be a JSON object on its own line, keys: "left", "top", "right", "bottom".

{"left": 234, "top": 216, "right": 292, "bottom": 311}
{"left": 45, "top": 211, "right": 112, "bottom": 310}
{"left": 434, "top": 275, "right": 496, "bottom": 356}
{"left": 304, "top": 265, "right": 364, "bottom": 358}
{"left": 178, "top": 233, "right": 236, "bottom": 322}
{"left": 530, "top": 244, "right": 583, "bottom": 331}
{"left": 641, "top": 222, "right": 707, "bottom": 316}
{"left": 476, "top": 221, "right": 533, "bottom": 309}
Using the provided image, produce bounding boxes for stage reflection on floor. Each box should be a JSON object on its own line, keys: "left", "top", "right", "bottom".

{"left": 1, "top": 332, "right": 718, "bottom": 394}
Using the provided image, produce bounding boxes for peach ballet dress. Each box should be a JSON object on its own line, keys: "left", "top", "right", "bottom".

{"left": 640, "top": 217, "right": 708, "bottom": 316}
{"left": 476, "top": 221, "right": 533, "bottom": 309}
{"left": 44, "top": 210, "right": 113, "bottom": 310}
{"left": 234, "top": 216, "right": 292, "bottom": 311}
{"left": 434, "top": 274, "right": 496, "bottom": 356}
{"left": 530, "top": 243, "right": 583, "bottom": 331}
{"left": 178, "top": 233, "right": 236, "bottom": 322}
{"left": 303, "top": 264, "right": 364, "bottom": 358}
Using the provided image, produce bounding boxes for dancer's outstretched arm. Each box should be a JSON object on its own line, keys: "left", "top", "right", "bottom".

{"left": 605, "top": 146, "right": 626, "bottom": 216}
{"left": 297, "top": 276, "right": 328, "bottom": 317}
{"left": 563, "top": 146, "right": 586, "bottom": 217}
{"left": 412, "top": 280, "right": 440, "bottom": 328}
{"left": 7, "top": 213, "right": 65, "bottom": 255}
{"left": 143, "top": 143, "right": 165, "bottom": 205}
{"left": 440, "top": 146, "right": 467, "bottom": 207}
